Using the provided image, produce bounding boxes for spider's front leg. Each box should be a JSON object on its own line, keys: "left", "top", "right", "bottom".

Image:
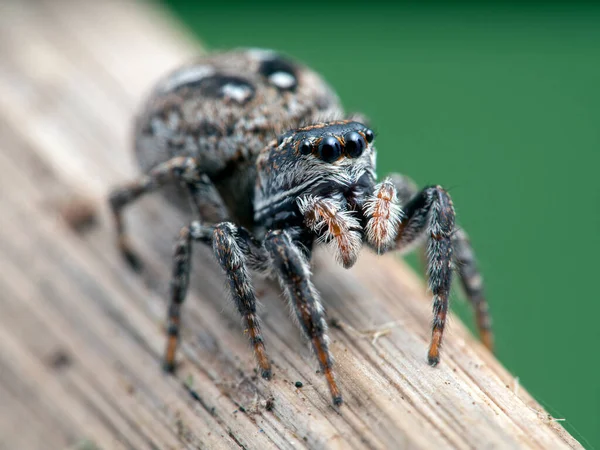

{"left": 364, "top": 176, "right": 492, "bottom": 364}
{"left": 264, "top": 230, "right": 342, "bottom": 406}
{"left": 164, "top": 221, "right": 272, "bottom": 379}
{"left": 297, "top": 195, "right": 362, "bottom": 268}
{"left": 363, "top": 178, "right": 404, "bottom": 253}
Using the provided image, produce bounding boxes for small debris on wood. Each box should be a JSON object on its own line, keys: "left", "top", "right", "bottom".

{"left": 58, "top": 196, "right": 98, "bottom": 233}
{"left": 46, "top": 349, "right": 72, "bottom": 370}
{"left": 329, "top": 317, "right": 343, "bottom": 330}
{"left": 183, "top": 375, "right": 215, "bottom": 415}
{"left": 294, "top": 381, "right": 303, "bottom": 388}
{"left": 528, "top": 406, "right": 566, "bottom": 423}
{"left": 340, "top": 318, "right": 403, "bottom": 346}
{"left": 265, "top": 397, "right": 275, "bottom": 411}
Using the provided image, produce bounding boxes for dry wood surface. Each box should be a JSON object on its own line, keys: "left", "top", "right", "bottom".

{"left": 0, "top": 1, "right": 582, "bottom": 449}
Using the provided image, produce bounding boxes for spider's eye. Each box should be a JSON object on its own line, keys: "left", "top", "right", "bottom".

{"left": 298, "top": 139, "right": 313, "bottom": 155}
{"left": 318, "top": 136, "right": 343, "bottom": 163}
{"left": 344, "top": 131, "right": 365, "bottom": 158}
{"left": 364, "top": 129, "right": 375, "bottom": 143}
{"left": 277, "top": 135, "right": 285, "bottom": 146}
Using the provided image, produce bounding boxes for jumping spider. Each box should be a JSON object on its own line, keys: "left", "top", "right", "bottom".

{"left": 109, "top": 49, "right": 492, "bottom": 406}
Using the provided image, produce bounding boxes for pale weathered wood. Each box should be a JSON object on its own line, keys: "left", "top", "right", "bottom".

{"left": 0, "top": 1, "right": 581, "bottom": 449}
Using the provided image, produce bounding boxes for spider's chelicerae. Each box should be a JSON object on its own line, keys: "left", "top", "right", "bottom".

{"left": 109, "top": 48, "right": 492, "bottom": 406}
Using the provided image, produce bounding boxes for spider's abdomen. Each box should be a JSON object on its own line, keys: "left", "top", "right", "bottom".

{"left": 133, "top": 48, "right": 342, "bottom": 226}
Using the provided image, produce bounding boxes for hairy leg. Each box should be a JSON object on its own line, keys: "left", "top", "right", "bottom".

{"left": 363, "top": 178, "right": 403, "bottom": 252}
{"left": 452, "top": 228, "right": 493, "bottom": 350}
{"left": 163, "top": 221, "right": 271, "bottom": 378}
{"left": 108, "top": 156, "right": 226, "bottom": 270}
{"left": 387, "top": 173, "right": 418, "bottom": 206}
{"left": 164, "top": 222, "right": 198, "bottom": 372}
{"left": 365, "top": 174, "right": 494, "bottom": 356}
{"left": 297, "top": 195, "right": 362, "bottom": 268}
{"left": 264, "top": 230, "right": 342, "bottom": 406}
{"left": 164, "top": 221, "right": 213, "bottom": 372}
{"left": 394, "top": 185, "right": 456, "bottom": 365}
{"left": 212, "top": 222, "right": 272, "bottom": 378}
{"left": 186, "top": 175, "right": 229, "bottom": 223}
{"left": 395, "top": 176, "right": 493, "bottom": 353}
{"left": 370, "top": 174, "right": 493, "bottom": 355}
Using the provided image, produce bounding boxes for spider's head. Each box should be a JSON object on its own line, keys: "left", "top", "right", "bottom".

{"left": 254, "top": 120, "right": 378, "bottom": 225}
{"left": 279, "top": 120, "right": 375, "bottom": 165}
{"left": 267, "top": 120, "right": 377, "bottom": 192}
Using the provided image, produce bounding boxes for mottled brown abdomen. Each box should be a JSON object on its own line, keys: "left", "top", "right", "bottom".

{"left": 132, "top": 48, "right": 342, "bottom": 225}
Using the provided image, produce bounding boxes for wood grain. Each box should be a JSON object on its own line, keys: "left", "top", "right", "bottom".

{"left": 0, "top": 0, "right": 581, "bottom": 448}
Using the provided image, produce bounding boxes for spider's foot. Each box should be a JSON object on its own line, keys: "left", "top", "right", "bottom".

{"left": 162, "top": 360, "right": 177, "bottom": 374}
{"left": 324, "top": 367, "right": 343, "bottom": 407}
{"left": 124, "top": 251, "right": 144, "bottom": 272}
{"left": 427, "top": 346, "right": 440, "bottom": 366}
{"left": 118, "top": 238, "right": 144, "bottom": 273}
{"left": 332, "top": 395, "right": 343, "bottom": 407}
{"left": 252, "top": 339, "right": 272, "bottom": 380}
{"left": 480, "top": 329, "right": 494, "bottom": 353}
{"left": 163, "top": 333, "right": 179, "bottom": 374}
{"left": 427, "top": 355, "right": 440, "bottom": 367}
{"left": 427, "top": 329, "right": 443, "bottom": 366}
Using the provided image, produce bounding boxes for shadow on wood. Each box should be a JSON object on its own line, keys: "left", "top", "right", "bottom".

{"left": 0, "top": 0, "right": 580, "bottom": 449}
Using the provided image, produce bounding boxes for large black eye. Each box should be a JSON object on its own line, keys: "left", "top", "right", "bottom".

{"left": 344, "top": 131, "right": 365, "bottom": 158}
{"left": 298, "top": 139, "right": 313, "bottom": 155}
{"left": 364, "top": 129, "right": 375, "bottom": 143}
{"left": 318, "top": 136, "right": 343, "bottom": 162}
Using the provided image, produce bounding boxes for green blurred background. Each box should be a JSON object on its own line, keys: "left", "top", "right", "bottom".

{"left": 161, "top": 1, "right": 599, "bottom": 446}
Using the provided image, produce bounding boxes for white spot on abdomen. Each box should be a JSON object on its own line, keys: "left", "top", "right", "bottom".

{"left": 222, "top": 83, "right": 254, "bottom": 103}
{"left": 269, "top": 71, "right": 296, "bottom": 89}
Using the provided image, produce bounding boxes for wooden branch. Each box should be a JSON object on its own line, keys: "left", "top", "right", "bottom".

{"left": 0, "top": 0, "right": 581, "bottom": 448}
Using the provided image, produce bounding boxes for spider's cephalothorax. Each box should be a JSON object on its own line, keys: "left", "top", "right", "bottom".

{"left": 109, "top": 48, "right": 492, "bottom": 406}
{"left": 254, "top": 120, "right": 378, "bottom": 265}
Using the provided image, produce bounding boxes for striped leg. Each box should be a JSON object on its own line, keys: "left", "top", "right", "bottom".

{"left": 387, "top": 173, "right": 418, "bottom": 206}
{"left": 212, "top": 222, "right": 272, "bottom": 379}
{"left": 108, "top": 156, "right": 226, "bottom": 271}
{"left": 452, "top": 228, "right": 493, "bottom": 351}
{"left": 387, "top": 174, "right": 493, "bottom": 356}
{"left": 163, "top": 221, "right": 212, "bottom": 372}
{"left": 186, "top": 176, "right": 229, "bottom": 224}
{"left": 264, "top": 230, "right": 342, "bottom": 406}
{"left": 363, "top": 178, "right": 403, "bottom": 253}
{"left": 297, "top": 195, "right": 362, "bottom": 269}
{"left": 392, "top": 185, "right": 456, "bottom": 366}
{"left": 164, "top": 221, "right": 271, "bottom": 378}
